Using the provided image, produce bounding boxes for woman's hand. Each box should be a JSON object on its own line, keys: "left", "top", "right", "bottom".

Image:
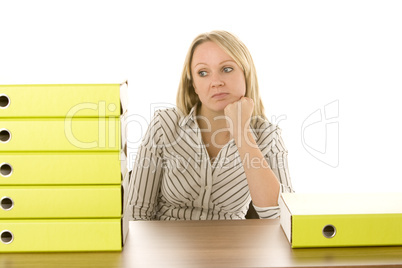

{"left": 224, "top": 97, "right": 254, "bottom": 140}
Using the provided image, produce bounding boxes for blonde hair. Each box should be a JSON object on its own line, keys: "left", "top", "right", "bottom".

{"left": 176, "top": 30, "right": 267, "bottom": 121}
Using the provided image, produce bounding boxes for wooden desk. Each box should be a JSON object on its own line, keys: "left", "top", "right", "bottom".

{"left": 1, "top": 219, "right": 402, "bottom": 267}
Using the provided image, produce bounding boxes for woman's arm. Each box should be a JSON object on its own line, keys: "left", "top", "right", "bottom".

{"left": 236, "top": 129, "right": 281, "bottom": 207}
{"left": 224, "top": 97, "right": 291, "bottom": 208}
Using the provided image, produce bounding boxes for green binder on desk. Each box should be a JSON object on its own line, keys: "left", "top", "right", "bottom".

{"left": 0, "top": 153, "right": 123, "bottom": 185}
{"left": 0, "top": 219, "right": 123, "bottom": 252}
{"left": 0, "top": 170, "right": 131, "bottom": 252}
{"left": 0, "top": 118, "right": 122, "bottom": 152}
{"left": 0, "top": 82, "right": 128, "bottom": 118}
{"left": 0, "top": 185, "right": 122, "bottom": 218}
{"left": 0, "top": 82, "right": 129, "bottom": 252}
{"left": 279, "top": 193, "right": 402, "bottom": 248}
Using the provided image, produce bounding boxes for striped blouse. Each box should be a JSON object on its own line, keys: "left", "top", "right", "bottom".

{"left": 128, "top": 105, "right": 293, "bottom": 220}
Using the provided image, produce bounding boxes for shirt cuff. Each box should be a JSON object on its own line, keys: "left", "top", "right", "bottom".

{"left": 252, "top": 204, "right": 281, "bottom": 219}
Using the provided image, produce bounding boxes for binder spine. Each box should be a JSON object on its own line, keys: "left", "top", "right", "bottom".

{"left": 0, "top": 153, "right": 123, "bottom": 185}
{"left": 292, "top": 214, "right": 402, "bottom": 248}
{"left": 0, "top": 219, "right": 122, "bottom": 252}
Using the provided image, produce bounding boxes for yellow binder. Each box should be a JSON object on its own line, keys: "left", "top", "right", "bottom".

{"left": 0, "top": 152, "right": 124, "bottom": 185}
{"left": 279, "top": 193, "right": 402, "bottom": 248}
{"left": 0, "top": 82, "right": 128, "bottom": 118}
{"left": 0, "top": 81, "right": 130, "bottom": 252}
{"left": 0, "top": 186, "right": 121, "bottom": 218}
{"left": 0, "top": 118, "right": 121, "bottom": 151}
{"left": 0, "top": 219, "right": 122, "bottom": 252}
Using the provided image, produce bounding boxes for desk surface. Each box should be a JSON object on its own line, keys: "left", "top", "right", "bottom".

{"left": 1, "top": 219, "right": 402, "bottom": 268}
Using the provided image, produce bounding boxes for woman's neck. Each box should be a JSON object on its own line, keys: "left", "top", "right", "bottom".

{"left": 196, "top": 104, "right": 228, "bottom": 132}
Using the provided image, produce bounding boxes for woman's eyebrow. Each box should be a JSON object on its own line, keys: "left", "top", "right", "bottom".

{"left": 219, "top": 60, "right": 236, "bottom": 65}
{"left": 194, "top": 59, "right": 236, "bottom": 69}
{"left": 193, "top": 62, "right": 207, "bottom": 68}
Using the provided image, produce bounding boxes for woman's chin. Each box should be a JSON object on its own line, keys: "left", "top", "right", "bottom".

{"left": 215, "top": 98, "right": 240, "bottom": 111}
{"left": 201, "top": 98, "right": 239, "bottom": 114}
{"left": 213, "top": 103, "right": 230, "bottom": 113}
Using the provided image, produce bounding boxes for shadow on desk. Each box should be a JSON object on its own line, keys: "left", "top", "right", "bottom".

{"left": 292, "top": 246, "right": 402, "bottom": 267}
{"left": 0, "top": 252, "right": 121, "bottom": 268}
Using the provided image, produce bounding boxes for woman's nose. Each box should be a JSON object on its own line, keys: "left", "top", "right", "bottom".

{"left": 211, "top": 72, "right": 224, "bottom": 88}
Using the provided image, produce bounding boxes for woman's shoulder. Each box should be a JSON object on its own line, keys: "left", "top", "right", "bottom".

{"left": 153, "top": 107, "right": 183, "bottom": 122}
{"left": 251, "top": 116, "right": 280, "bottom": 132}
{"left": 251, "top": 116, "right": 286, "bottom": 153}
{"left": 151, "top": 107, "right": 186, "bottom": 132}
{"left": 251, "top": 116, "right": 283, "bottom": 142}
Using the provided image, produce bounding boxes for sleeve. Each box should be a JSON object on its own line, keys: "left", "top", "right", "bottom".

{"left": 252, "top": 122, "right": 294, "bottom": 219}
{"left": 127, "top": 110, "right": 165, "bottom": 220}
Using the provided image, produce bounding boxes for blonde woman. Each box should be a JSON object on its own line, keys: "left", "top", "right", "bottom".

{"left": 129, "top": 30, "right": 293, "bottom": 220}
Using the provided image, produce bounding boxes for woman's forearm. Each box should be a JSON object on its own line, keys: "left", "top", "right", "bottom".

{"left": 234, "top": 130, "right": 280, "bottom": 208}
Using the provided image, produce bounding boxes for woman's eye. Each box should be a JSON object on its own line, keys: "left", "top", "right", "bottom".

{"left": 223, "top": 67, "right": 233, "bottom": 73}
{"left": 198, "top": 71, "right": 207, "bottom": 77}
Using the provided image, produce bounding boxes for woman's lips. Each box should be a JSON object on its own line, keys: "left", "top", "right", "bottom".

{"left": 212, "top": 93, "right": 229, "bottom": 99}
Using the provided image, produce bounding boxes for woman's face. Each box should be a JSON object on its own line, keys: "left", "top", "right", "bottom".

{"left": 191, "top": 41, "right": 246, "bottom": 114}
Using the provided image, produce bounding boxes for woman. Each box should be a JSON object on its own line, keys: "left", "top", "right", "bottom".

{"left": 128, "top": 30, "right": 293, "bottom": 220}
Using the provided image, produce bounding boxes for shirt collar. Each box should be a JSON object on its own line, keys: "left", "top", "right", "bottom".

{"left": 179, "top": 103, "right": 198, "bottom": 128}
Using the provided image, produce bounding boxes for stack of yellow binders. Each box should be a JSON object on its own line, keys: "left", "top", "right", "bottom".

{"left": 0, "top": 83, "right": 129, "bottom": 252}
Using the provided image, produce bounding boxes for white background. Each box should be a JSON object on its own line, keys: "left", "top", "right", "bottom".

{"left": 1, "top": 0, "right": 401, "bottom": 194}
